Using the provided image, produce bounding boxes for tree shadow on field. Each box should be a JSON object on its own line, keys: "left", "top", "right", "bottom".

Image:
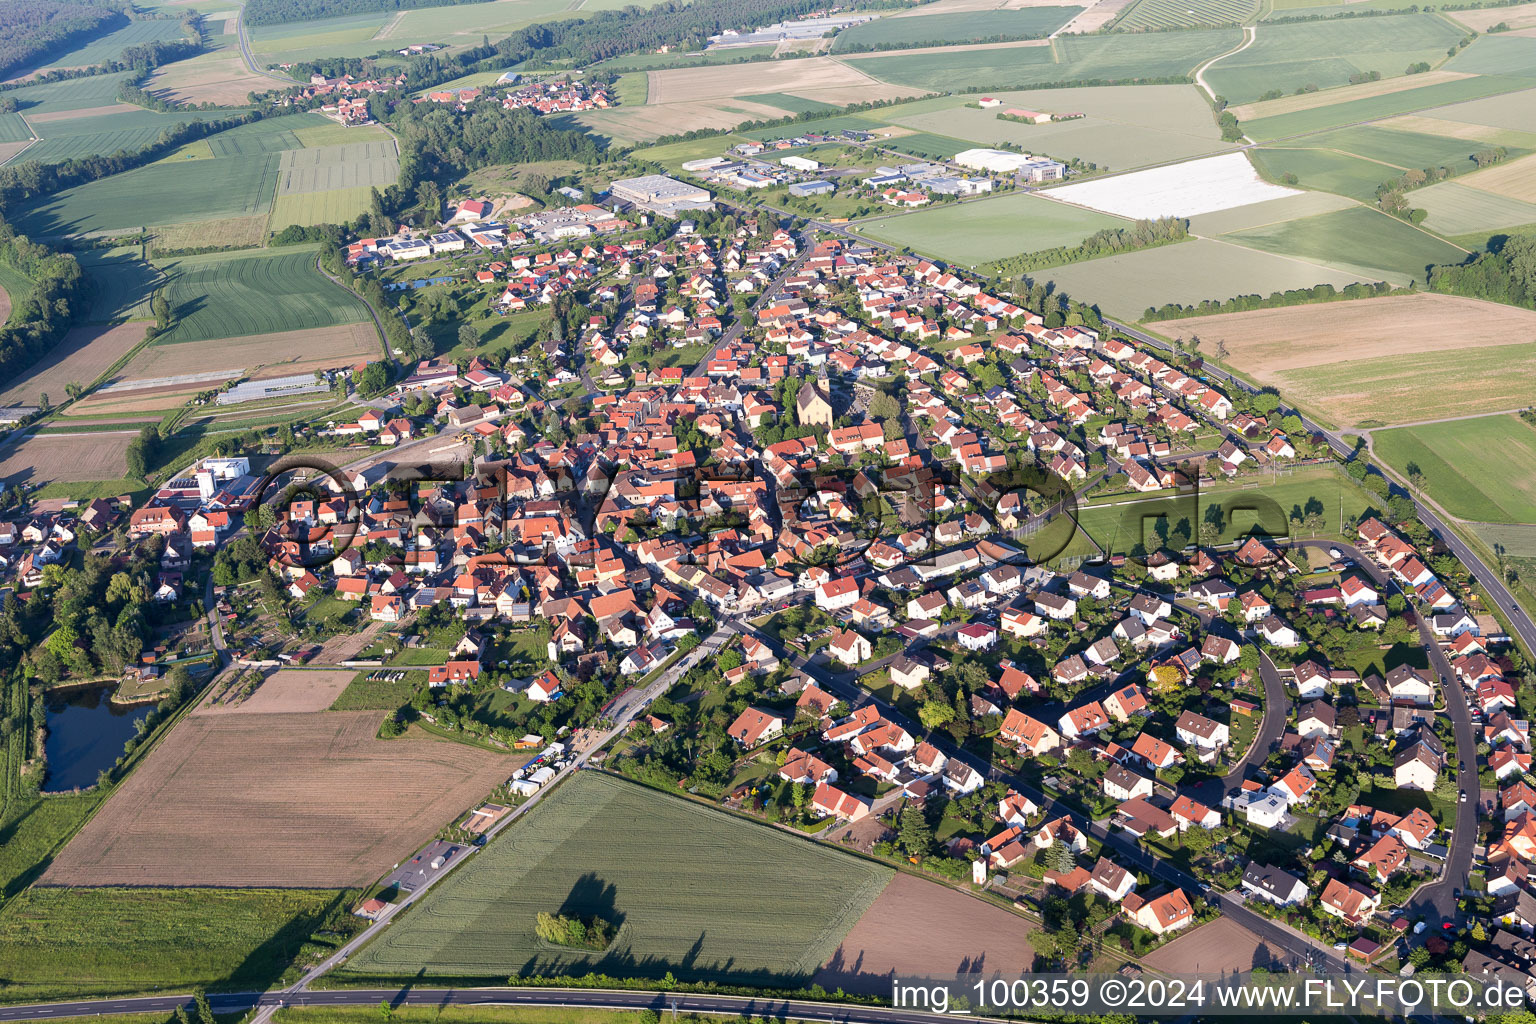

{"left": 213, "top": 889, "right": 352, "bottom": 993}
{"left": 556, "top": 871, "right": 626, "bottom": 932}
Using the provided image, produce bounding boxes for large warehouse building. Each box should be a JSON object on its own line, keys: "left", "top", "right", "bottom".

{"left": 609, "top": 174, "right": 713, "bottom": 213}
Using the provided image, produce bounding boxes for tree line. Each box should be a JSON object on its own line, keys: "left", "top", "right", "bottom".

{"left": 0, "top": 215, "right": 86, "bottom": 409}
{"left": 0, "top": 1, "right": 124, "bottom": 80}
{"left": 1428, "top": 232, "right": 1536, "bottom": 308}
{"left": 986, "top": 217, "right": 1189, "bottom": 276}
{"left": 1142, "top": 280, "right": 1403, "bottom": 321}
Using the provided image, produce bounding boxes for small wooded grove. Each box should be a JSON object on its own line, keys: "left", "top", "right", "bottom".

{"left": 0, "top": 216, "right": 86, "bottom": 404}
{"left": 0, "top": 1, "right": 123, "bottom": 80}
{"left": 1428, "top": 232, "right": 1536, "bottom": 309}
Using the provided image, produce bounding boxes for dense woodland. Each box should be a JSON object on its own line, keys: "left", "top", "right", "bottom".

{"left": 0, "top": 1, "right": 123, "bottom": 79}
{"left": 1428, "top": 232, "right": 1536, "bottom": 308}
{"left": 0, "top": 216, "right": 86, "bottom": 409}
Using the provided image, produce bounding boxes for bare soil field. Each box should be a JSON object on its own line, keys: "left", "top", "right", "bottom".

{"left": 645, "top": 57, "right": 917, "bottom": 105}
{"left": 1154, "top": 293, "right": 1536, "bottom": 374}
{"left": 65, "top": 386, "right": 202, "bottom": 417}
{"left": 1461, "top": 152, "right": 1536, "bottom": 202}
{"left": 119, "top": 323, "right": 378, "bottom": 383}
{"left": 311, "top": 618, "right": 389, "bottom": 665}
{"left": 1227, "top": 70, "right": 1474, "bottom": 122}
{"left": 197, "top": 668, "right": 357, "bottom": 714}
{"left": 1448, "top": 1, "right": 1536, "bottom": 31}
{"left": 41, "top": 710, "right": 520, "bottom": 887}
{"left": 0, "top": 430, "right": 133, "bottom": 487}
{"left": 811, "top": 873, "right": 1035, "bottom": 993}
{"left": 1141, "top": 917, "right": 1286, "bottom": 972}
{"left": 0, "top": 323, "right": 148, "bottom": 407}
{"left": 580, "top": 99, "right": 793, "bottom": 141}
{"left": 25, "top": 103, "right": 143, "bottom": 124}
{"left": 146, "top": 53, "right": 272, "bottom": 106}
{"left": 1381, "top": 113, "right": 1536, "bottom": 146}
{"left": 0, "top": 140, "right": 35, "bottom": 165}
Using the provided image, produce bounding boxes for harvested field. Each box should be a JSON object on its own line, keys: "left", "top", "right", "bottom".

{"left": 0, "top": 431, "right": 133, "bottom": 488}
{"left": 1241, "top": 76, "right": 1525, "bottom": 141}
{"left": 342, "top": 771, "right": 892, "bottom": 984}
{"left": 64, "top": 387, "right": 200, "bottom": 417}
{"left": 578, "top": 99, "right": 800, "bottom": 142}
{"left": 1449, "top": 1, "right": 1536, "bottom": 31}
{"left": 644, "top": 57, "right": 918, "bottom": 106}
{"left": 887, "top": 0, "right": 1084, "bottom": 15}
{"left": 812, "top": 872, "right": 1035, "bottom": 994}
{"left": 150, "top": 215, "right": 267, "bottom": 252}
{"left": 145, "top": 52, "right": 271, "bottom": 105}
{"left": 1413, "top": 180, "right": 1536, "bottom": 235}
{"left": 1141, "top": 917, "right": 1286, "bottom": 973}
{"left": 117, "top": 323, "right": 379, "bottom": 382}
{"left": 0, "top": 140, "right": 34, "bottom": 165}
{"left": 24, "top": 103, "right": 142, "bottom": 123}
{"left": 41, "top": 710, "right": 518, "bottom": 888}
{"left": 1461, "top": 152, "right": 1536, "bottom": 202}
{"left": 197, "top": 668, "right": 357, "bottom": 715}
{"left": 1226, "top": 70, "right": 1473, "bottom": 122}
{"left": 831, "top": 8, "right": 1079, "bottom": 51}
{"left": 1152, "top": 293, "right": 1536, "bottom": 426}
{"left": 1221, "top": 205, "right": 1465, "bottom": 282}
{"left": 1379, "top": 114, "right": 1536, "bottom": 148}
{"left": 0, "top": 323, "right": 148, "bottom": 407}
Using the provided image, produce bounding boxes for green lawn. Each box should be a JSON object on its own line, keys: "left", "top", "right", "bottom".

{"left": 153, "top": 246, "right": 368, "bottom": 344}
{"left": 1221, "top": 206, "right": 1466, "bottom": 282}
{"left": 1203, "top": 14, "right": 1466, "bottom": 103}
{"left": 1373, "top": 414, "right": 1536, "bottom": 523}
{"left": 0, "top": 887, "right": 354, "bottom": 1001}
{"left": 856, "top": 192, "right": 1128, "bottom": 266}
{"left": 831, "top": 8, "right": 1080, "bottom": 51}
{"left": 328, "top": 671, "right": 424, "bottom": 711}
{"left": 340, "top": 771, "right": 892, "bottom": 985}
{"left": 0, "top": 792, "right": 103, "bottom": 904}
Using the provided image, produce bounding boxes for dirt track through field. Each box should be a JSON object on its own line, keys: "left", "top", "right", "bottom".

{"left": 812, "top": 873, "right": 1036, "bottom": 994}
{"left": 42, "top": 710, "right": 520, "bottom": 887}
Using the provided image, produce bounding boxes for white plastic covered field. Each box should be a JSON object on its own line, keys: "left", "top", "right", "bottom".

{"left": 1043, "top": 151, "right": 1301, "bottom": 218}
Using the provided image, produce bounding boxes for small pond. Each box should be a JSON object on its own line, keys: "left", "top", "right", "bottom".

{"left": 41, "top": 685, "right": 152, "bottom": 793}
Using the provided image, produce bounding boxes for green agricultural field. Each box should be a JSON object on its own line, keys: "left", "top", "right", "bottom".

{"left": 0, "top": 114, "right": 31, "bottom": 144}
{"left": 12, "top": 109, "right": 233, "bottom": 167}
{"left": 155, "top": 247, "right": 368, "bottom": 344}
{"left": 1444, "top": 34, "right": 1536, "bottom": 78}
{"left": 1301, "top": 124, "right": 1529, "bottom": 173}
{"left": 248, "top": 12, "right": 392, "bottom": 63}
{"left": 1041, "top": 236, "right": 1368, "bottom": 316}
{"left": 832, "top": 8, "right": 1080, "bottom": 51}
{"left": 1250, "top": 146, "right": 1400, "bottom": 201}
{"left": 269, "top": 185, "right": 377, "bottom": 229}
{"left": 1418, "top": 84, "right": 1536, "bottom": 131}
{"left": 341, "top": 772, "right": 892, "bottom": 985}
{"left": 1372, "top": 414, "right": 1536, "bottom": 523}
{"left": 0, "top": 887, "right": 353, "bottom": 1001}
{"left": 1266, "top": 0, "right": 1434, "bottom": 16}
{"left": 1272, "top": 340, "right": 1536, "bottom": 428}
{"left": 596, "top": 45, "right": 778, "bottom": 71}
{"left": 38, "top": 18, "right": 184, "bottom": 68}
{"left": 877, "top": 131, "right": 977, "bottom": 159}
{"left": 76, "top": 248, "right": 161, "bottom": 322}
{"left": 1241, "top": 76, "right": 1528, "bottom": 140}
{"left": 845, "top": 28, "right": 1240, "bottom": 89}
{"left": 288, "top": 118, "right": 393, "bottom": 148}
{"left": 4, "top": 72, "right": 136, "bottom": 115}
{"left": 0, "top": 263, "right": 33, "bottom": 324}
{"left": 856, "top": 192, "right": 1128, "bottom": 265}
{"left": 1114, "top": 0, "right": 1256, "bottom": 30}
{"left": 1186, "top": 190, "right": 1355, "bottom": 234}
{"left": 328, "top": 672, "right": 423, "bottom": 711}
{"left": 633, "top": 135, "right": 755, "bottom": 172}
{"left": 17, "top": 153, "right": 280, "bottom": 237}
{"left": 739, "top": 92, "right": 837, "bottom": 115}
{"left": 742, "top": 115, "right": 881, "bottom": 141}
{"left": 1221, "top": 206, "right": 1467, "bottom": 282}
{"left": 276, "top": 140, "right": 399, "bottom": 194}
{"left": 613, "top": 72, "right": 648, "bottom": 107}
{"left": 1413, "top": 181, "right": 1536, "bottom": 235}
{"left": 1203, "top": 14, "right": 1466, "bottom": 103}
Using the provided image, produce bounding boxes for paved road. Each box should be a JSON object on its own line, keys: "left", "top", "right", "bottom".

{"left": 0, "top": 987, "right": 997, "bottom": 1024}
{"left": 233, "top": 4, "right": 298, "bottom": 84}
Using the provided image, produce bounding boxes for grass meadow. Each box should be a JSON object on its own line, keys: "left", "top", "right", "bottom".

{"left": 856, "top": 192, "right": 1127, "bottom": 265}
{"left": 1372, "top": 414, "right": 1536, "bottom": 523}
{"left": 153, "top": 247, "right": 368, "bottom": 344}
{"left": 0, "top": 887, "right": 354, "bottom": 1001}
{"left": 4, "top": 73, "right": 136, "bottom": 115}
{"left": 1251, "top": 146, "right": 1402, "bottom": 200}
{"left": 12, "top": 109, "right": 234, "bottom": 167}
{"left": 340, "top": 771, "right": 892, "bottom": 985}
